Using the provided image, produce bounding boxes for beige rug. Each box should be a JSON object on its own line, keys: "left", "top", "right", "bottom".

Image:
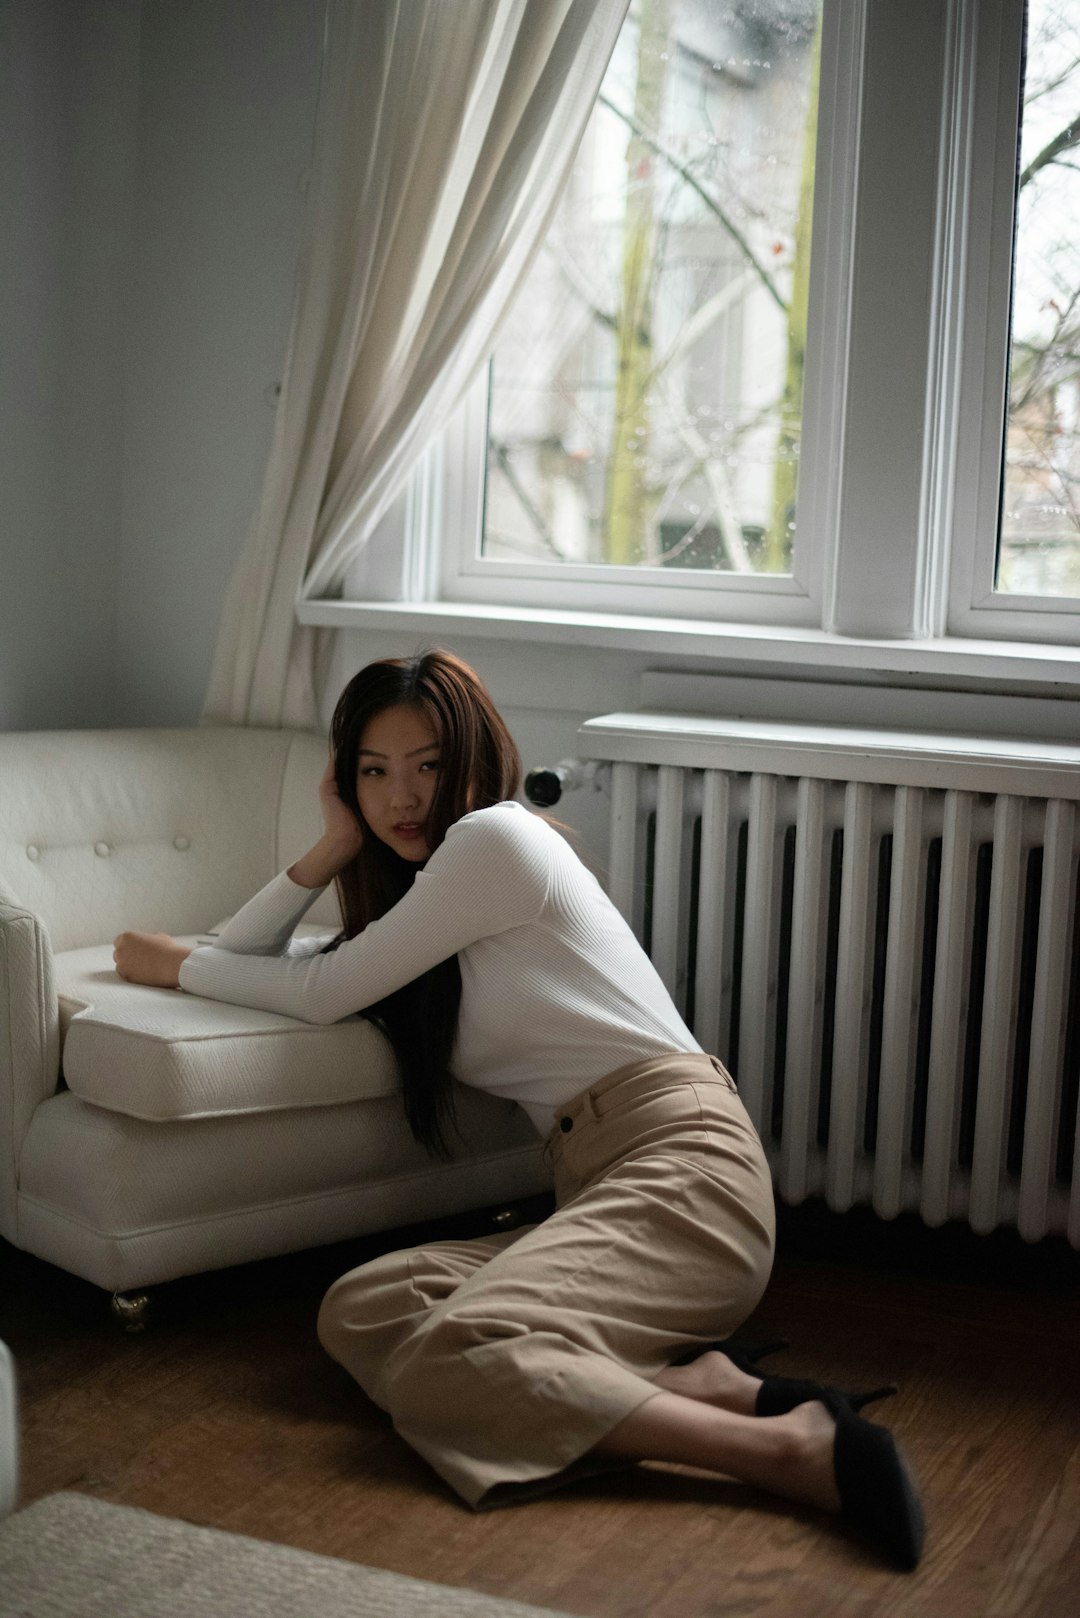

{"left": 0, "top": 1492, "right": 578, "bottom": 1618}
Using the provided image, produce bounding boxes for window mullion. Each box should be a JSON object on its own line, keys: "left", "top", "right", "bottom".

{"left": 827, "top": 1, "right": 949, "bottom": 639}
{"left": 919, "top": 0, "right": 979, "bottom": 640}
{"left": 797, "top": 0, "right": 866, "bottom": 626}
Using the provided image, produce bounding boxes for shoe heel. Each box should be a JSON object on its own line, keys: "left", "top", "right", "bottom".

{"left": 723, "top": 1338, "right": 789, "bottom": 1373}
{"left": 756, "top": 1377, "right": 900, "bottom": 1418}
{"left": 849, "top": 1384, "right": 898, "bottom": 1414}
{"left": 671, "top": 1335, "right": 788, "bottom": 1370}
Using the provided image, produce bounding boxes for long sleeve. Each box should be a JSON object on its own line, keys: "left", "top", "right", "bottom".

{"left": 178, "top": 805, "right": 550, "bottom": 1025}
{"left": 211, "top": 871, "right": 329, "bottom": 956}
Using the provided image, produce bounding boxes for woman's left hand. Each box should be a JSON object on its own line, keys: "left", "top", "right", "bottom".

{"left": 113, "top": 931, "right": 192, "bottom": 988}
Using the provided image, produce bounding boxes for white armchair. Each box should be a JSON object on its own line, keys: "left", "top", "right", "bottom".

{"left": 0, "top": 728, "right": 548, "bottom": 1308}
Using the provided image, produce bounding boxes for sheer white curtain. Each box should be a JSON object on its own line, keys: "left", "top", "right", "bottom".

{"left": 203, "top": 0, "right": 629, "bottom": 730}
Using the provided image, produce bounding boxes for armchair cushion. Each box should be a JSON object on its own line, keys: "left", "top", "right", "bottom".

{"left": 54, "top": 938, "right": 399, "bottom": 1122}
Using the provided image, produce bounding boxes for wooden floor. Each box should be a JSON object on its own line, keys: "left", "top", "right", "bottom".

{"left": 3, "top": 1198, "right": 1078, "bottom": 1618}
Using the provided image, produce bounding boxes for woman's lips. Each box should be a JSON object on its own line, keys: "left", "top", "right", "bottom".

{"left": 393, "top": 823, "right": 424, "bottom": 839}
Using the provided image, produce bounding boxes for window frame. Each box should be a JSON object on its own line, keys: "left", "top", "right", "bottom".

{"left": 338, "top": 0, "right": 1080, "bottom": 651}
{"left": 433, "top": 0, "right": 847, "bottom": 628}
{"left": 946, "top": 0, "right": 1080, "bottom": 639}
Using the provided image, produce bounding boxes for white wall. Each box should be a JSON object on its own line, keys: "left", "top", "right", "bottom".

{"left": 0, "top": 0, "right": 138, "bottom": 729}
{"left": 0, "top": 0, "right": 321, "bottom": 731}
{"left": 115, "top": 0, "right": 322, "bottom": 725}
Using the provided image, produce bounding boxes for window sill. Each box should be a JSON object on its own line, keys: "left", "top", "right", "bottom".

{"left": 297, "top": 598, "right": 1080, "bottom": 699}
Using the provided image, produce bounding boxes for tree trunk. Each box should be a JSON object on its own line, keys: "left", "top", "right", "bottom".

{"left": 603, "top": 0, "right": 670, "bottom": 565}
{"left": 765, "top": 20, "right": 820, "bottom": 573}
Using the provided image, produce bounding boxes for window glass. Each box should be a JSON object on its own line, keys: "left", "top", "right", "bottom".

{"left": 482, "top": 0, "right": 822, "bottom": 576}
{"left": 999, "top": 0, "right": 1080, "bottom": 596}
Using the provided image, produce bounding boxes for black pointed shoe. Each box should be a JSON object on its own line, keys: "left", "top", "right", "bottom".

{"left": 673, "top": 1338, "right": 898, "bottom": 1418}
{"left": 756, "top": 1375, "right": 898, "bottom": 1418}
{"left": 824, "top": 1388, "right": 925, "bottom": 1571}
{"left": 671, "top": 1335, "right": 789, "bottom": 1370}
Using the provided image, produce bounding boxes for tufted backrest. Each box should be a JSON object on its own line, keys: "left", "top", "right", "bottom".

{"left": 0, "top": 728, "right": 340, "bottom": 952}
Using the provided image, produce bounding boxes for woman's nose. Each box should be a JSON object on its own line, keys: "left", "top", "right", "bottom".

{"left": 390, "top": 779, "right": 419, "bottom": 809}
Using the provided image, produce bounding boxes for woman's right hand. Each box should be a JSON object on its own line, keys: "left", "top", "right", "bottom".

{"left": 287, "top": 757, "right": 363, "bottom": 889}
{"left": 318, "top": 756, "right": 364, "bottom": 858}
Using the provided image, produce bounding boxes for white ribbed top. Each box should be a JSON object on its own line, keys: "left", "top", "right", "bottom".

{"left": 179, "top": 801, "right": 700, "bottom": 1135}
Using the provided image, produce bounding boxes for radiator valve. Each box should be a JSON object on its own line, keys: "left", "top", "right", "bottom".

{"left": 525, "top": 759, "right": 606, "bottom": 806}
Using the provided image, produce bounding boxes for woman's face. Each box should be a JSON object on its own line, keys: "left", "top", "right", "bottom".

{"left": 355, "top": 704, "right": 440, "bottom": 862}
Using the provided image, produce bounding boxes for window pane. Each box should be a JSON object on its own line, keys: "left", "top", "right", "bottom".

{"left": 999, "top": 0, "right": 1080, "bottom": 597}
{"left": 483, "top": 0, "right": 822, "bottom": 575}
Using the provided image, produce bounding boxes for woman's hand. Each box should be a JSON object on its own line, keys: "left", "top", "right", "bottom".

{"left": 113, "top": 932, "right": 192, "bottom": 988}
{"left": 287, "top": 756, "right": 364, "bottom": 890}
{"left": 318, "top": 756, "right": 364, "bottom": 858}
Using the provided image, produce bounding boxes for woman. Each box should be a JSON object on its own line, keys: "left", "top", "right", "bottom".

{"left": 114, "top": 649, "right": 923, "bottom": 1569}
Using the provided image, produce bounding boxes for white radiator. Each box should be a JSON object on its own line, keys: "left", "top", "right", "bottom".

{"left": 575, "top": 714, "right": 1080, "bottom": 1248}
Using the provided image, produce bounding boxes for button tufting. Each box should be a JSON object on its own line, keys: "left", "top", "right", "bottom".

{"left": 173, "top": 835, "right": 190, "bottom": 851}
{"left": 94, "top": 842, "right": 111, "bottom": 858}
{"left": 560, "top": 1116, "right": 573, "bottom": 1133}
{"left": 25, "top": 845, "right": 40, "bottom": 862}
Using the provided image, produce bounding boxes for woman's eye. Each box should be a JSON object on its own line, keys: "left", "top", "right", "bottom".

{"left": 420, "top": 760, "right": 439, "bottom": 773}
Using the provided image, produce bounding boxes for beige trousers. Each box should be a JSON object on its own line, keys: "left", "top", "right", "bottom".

{"left": 317, "top": 1052, "right": 776, "bottom": 1508}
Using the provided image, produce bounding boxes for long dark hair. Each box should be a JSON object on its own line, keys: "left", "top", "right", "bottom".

{"left": 327, "top": 649, "right": 522, "bottom": 1155}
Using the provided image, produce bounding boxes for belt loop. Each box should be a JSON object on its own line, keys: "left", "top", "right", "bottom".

{"left": 587, "top": 1090, "right": 603, "bottom": 1122}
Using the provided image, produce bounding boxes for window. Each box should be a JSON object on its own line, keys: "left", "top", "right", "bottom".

{"left": 339, "top": 0, "right": 1080, "bottom": 649}
{"left": 949, "top": 0, "right": 1080, "bottom": 640}
{"left": 999, "top": 1, "right": 1080, "bottom": 598}
{"left": 438, "top": 0, "right": 828, "bottom": 626}
{"left": 484, "top": 1, "right": 820, "bottom": 584}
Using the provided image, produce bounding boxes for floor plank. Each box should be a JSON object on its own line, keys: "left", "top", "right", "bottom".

{"left": 2, "top": 1198, "right": 1078, "bottom": 1618}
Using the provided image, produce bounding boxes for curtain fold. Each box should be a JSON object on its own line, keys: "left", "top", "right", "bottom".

{"left": 203, "top": 0, "right": 629, "bottom": 730}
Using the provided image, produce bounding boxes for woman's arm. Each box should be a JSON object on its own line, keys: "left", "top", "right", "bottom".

{"left": 178, "top": 806, "right": 550, "bottom": 1024}
{"left": 112, "top": 875, "right": 330, "bottom": 987}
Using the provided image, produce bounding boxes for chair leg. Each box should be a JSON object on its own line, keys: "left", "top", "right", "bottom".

{"left": 110, "top": 1291, "right": 151, "bottom": 1333}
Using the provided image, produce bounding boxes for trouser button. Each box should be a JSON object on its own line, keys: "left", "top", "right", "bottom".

{"left": 560, "top": 1116, "right": 573, "bottom": 1133}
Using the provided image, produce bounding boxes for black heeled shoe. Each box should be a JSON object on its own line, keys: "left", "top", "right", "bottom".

{"left": 671, "top": 1335, "right": 789, "bottom": 1370}
{"left": 674, "top": 1338, "right": 898, "bottom": 1418}
{"left": 756, "top": 1375, "right": 898, "bottom": 1418}
{"left": 823, "top": 1388, "right": 925, "bottom": 1571}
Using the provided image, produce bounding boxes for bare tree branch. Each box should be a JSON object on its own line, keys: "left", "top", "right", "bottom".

{"left": 489, "top": 441, "right": 569, "bottom": 562}
{"left": 1025, "top": 53, "right": 1080, "bottom": 105}
{"left": 1010, "top": 282, "right": 1080, "bottom": 412}
{"left": 1019, "top": 110, "right": 1080, "bottom": 189}
{"left": 647, "top": 266, "right": 758, "bottom": 389}
{"left": 657, "top": 374, "right": 754, "bottom": 571}
{"left": 598, "top": 92, "right": 790, "bottom": 314}
{"left": 654, "top": 504, "right": 716, "bottom": 564}
{"left": 545, "top": 238, "right": 616, "bottom": 331}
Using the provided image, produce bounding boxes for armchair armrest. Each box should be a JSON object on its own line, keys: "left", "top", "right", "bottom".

{"left": 0, "top": 1341, "right": 16, "bottom": 1519}
{"left": 0, "top": 899, "right": 59, "bottom": 1243}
